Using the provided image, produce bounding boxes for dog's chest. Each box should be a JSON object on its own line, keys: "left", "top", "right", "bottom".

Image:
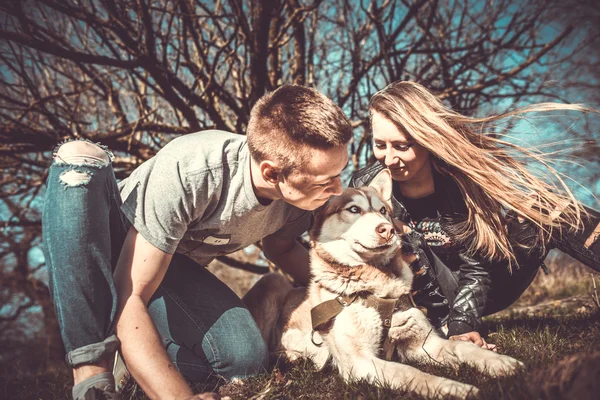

{"left": 334, "top": 301, "right": 385, "bottom": 347}
{"left": 354, "top": 274, "right": 411, "bottom": 299}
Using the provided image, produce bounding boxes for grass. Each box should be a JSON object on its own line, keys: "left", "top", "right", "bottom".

{"left": 210, "top": 312, "right": 600, "bottom": 400}
{"left": 2, "top": 254, "right": 600, "bottom": 399}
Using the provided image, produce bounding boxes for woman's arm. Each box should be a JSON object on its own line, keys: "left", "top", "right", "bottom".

{"left": 445, "top": 253, "right": 505, "bottom": 351}
{"left": 446, "top": 253, "right": 494, "bottom": 335}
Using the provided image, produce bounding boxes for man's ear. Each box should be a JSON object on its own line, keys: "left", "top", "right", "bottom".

{"left": 259, "top": 160, "right": 281, "bottom": 185}
{"left": 368, "top": 169, "right": 393, "bottom": 201}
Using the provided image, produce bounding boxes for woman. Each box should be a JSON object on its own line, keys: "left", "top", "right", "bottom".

{"left": 351, "top": 81, "right": 600, "bottom": 349}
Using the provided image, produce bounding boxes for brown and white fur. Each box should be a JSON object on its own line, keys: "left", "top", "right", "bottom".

{"left": 243, "top": 170, "right": 523, "bottom": 399}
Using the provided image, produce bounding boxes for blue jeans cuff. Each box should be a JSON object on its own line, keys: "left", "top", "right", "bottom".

{"left": 65, "top": 334, "right": 120, "bottom": 367}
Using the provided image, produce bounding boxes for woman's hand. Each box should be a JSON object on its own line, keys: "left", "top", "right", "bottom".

{"left": 449, "top": 331, "right": 497, "bottom": 352}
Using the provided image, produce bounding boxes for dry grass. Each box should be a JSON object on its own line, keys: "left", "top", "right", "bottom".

{"left": 2, "top": 250, "right": 600, "bottom": 400}
{"left": 514, "top": 250, "right": 596, "bottom": 308}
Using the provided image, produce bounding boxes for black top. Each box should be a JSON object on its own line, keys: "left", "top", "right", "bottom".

{"left": 398, "top": 191, "right": 439, "bottom": 223}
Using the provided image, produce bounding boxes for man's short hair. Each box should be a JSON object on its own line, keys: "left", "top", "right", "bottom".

{"left": 247, "top": 85, "right": 352, "bottom": 176}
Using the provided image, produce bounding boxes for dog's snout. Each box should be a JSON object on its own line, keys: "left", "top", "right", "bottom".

{"left": 376, "top": 223, "right": 394, "bottom": 241}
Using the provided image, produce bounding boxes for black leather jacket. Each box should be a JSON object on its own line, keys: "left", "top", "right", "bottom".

{"left": 351, "top": 162, "right": 504, "bottom": 337}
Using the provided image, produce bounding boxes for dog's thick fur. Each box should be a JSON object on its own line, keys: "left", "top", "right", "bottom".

{"left": 243, "top": 170, "right": 522, "bottom": 399}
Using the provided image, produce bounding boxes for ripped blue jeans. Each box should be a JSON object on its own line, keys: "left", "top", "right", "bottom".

{"left": 41, "top": 140, "right": 267, "bottom": 381}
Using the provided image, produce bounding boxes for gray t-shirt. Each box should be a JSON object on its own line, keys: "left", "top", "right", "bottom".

{"left": 118, "top": 130, "right": 311, "bottom": 266}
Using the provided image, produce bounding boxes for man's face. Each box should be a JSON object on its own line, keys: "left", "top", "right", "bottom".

{"left": 278, "top": 145, "right": 348, "bottom": 211}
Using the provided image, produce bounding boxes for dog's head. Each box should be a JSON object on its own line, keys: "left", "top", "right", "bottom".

{"left": 310, "top": 169, "right": 401, "bottom": 266}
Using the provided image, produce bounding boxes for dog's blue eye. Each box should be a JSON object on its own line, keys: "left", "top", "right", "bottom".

{"left": 380, "top": 207, "right": 387, "bottom": 215}
{"left": 347, "top": 205, "right": 361, "bottom": 213}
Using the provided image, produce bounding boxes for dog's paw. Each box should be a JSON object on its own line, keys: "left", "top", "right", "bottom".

{"left": 388, "top": 323, "right": 418, "bottom": 343}
{"left": 432, "top": 380, "right": 479, "bottom": 400}
{"left": 483, "top": 354, "right": 524, "bottom": 377}
{"left": 388, "top": 308, "right": 431, "bottom": 343}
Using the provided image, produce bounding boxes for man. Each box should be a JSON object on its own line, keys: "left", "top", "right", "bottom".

{"left": 42, "top": 85, "right": 352, "bottom": 399}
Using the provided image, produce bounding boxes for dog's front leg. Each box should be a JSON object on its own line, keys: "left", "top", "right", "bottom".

{"left": 432, "top": 338, "right": 524, "bottom": 377}
{"left": 352, "top": 357, "right": 479, "bottom": 399}
{"left": 388, "top": 308, "right": 523, "bottom": 377}
{"left": 325, "top": 306, "right": 478, "bottom": 399}
{"left": 388, "top": 308, "right": 441, "bottom": 358}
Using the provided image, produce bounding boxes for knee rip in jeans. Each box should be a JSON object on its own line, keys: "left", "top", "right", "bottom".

{"left": 53, "top": 139, "right": 114, "bottom": 187}
{"left": 584, "top": 222, "right": 600, "bottom": 249}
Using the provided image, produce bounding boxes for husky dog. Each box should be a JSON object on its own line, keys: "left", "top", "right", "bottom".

{"left": 243, "top": 169, "right": 522, "bottom": 399}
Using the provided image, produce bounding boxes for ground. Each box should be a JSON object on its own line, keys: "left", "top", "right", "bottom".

{"left": 2, "top": 252, "right": 599, "bottom": 400}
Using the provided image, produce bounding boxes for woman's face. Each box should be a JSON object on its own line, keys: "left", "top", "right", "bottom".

{"left": 371, "top": 111, "right": 432, "bottom": 182}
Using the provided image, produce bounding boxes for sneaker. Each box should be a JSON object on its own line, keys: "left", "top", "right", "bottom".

{"left": 112, "top": 350, "right": 131, "bottom": 394}
{"left": 82, "top": 386, "right": 119, "bottom": 400}
{"left": 73, "top": 372, "right": 119, "bottom": 400}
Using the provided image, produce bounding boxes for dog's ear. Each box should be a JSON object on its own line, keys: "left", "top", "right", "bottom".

{"left": 368, "top": 169, "right": 393, "bottom": 201}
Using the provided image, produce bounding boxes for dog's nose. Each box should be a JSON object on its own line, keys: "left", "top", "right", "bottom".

{"left": 376, "top": 223, "right": 394, "bottom": 241}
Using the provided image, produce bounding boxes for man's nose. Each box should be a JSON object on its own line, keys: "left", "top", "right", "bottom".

{"left": 327, "top": 177, "right": 343, "bottom": 196}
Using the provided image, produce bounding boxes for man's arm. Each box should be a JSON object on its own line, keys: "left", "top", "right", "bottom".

{"left": 113, "top": 226, "right": 195, "bottom": 400}
{"left": 262, "top": 235, "right": 310, "bottom": 286}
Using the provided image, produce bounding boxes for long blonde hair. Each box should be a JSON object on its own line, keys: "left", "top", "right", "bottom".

{"left": 369, "top": 81, "right": 596, "bottom": 266}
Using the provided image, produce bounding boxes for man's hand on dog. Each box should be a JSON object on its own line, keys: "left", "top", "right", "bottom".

{"left": 449, "top": 331, "right": 497, "bottom": 352}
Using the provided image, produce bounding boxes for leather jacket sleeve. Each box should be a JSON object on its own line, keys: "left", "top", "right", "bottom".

{"left": 446, "top": 254, "right": 496, "bottom": 336}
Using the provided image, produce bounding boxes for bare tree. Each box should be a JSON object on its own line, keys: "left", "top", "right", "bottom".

{"left": 1, "top": 0, "right": 598, "bottom": 366}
